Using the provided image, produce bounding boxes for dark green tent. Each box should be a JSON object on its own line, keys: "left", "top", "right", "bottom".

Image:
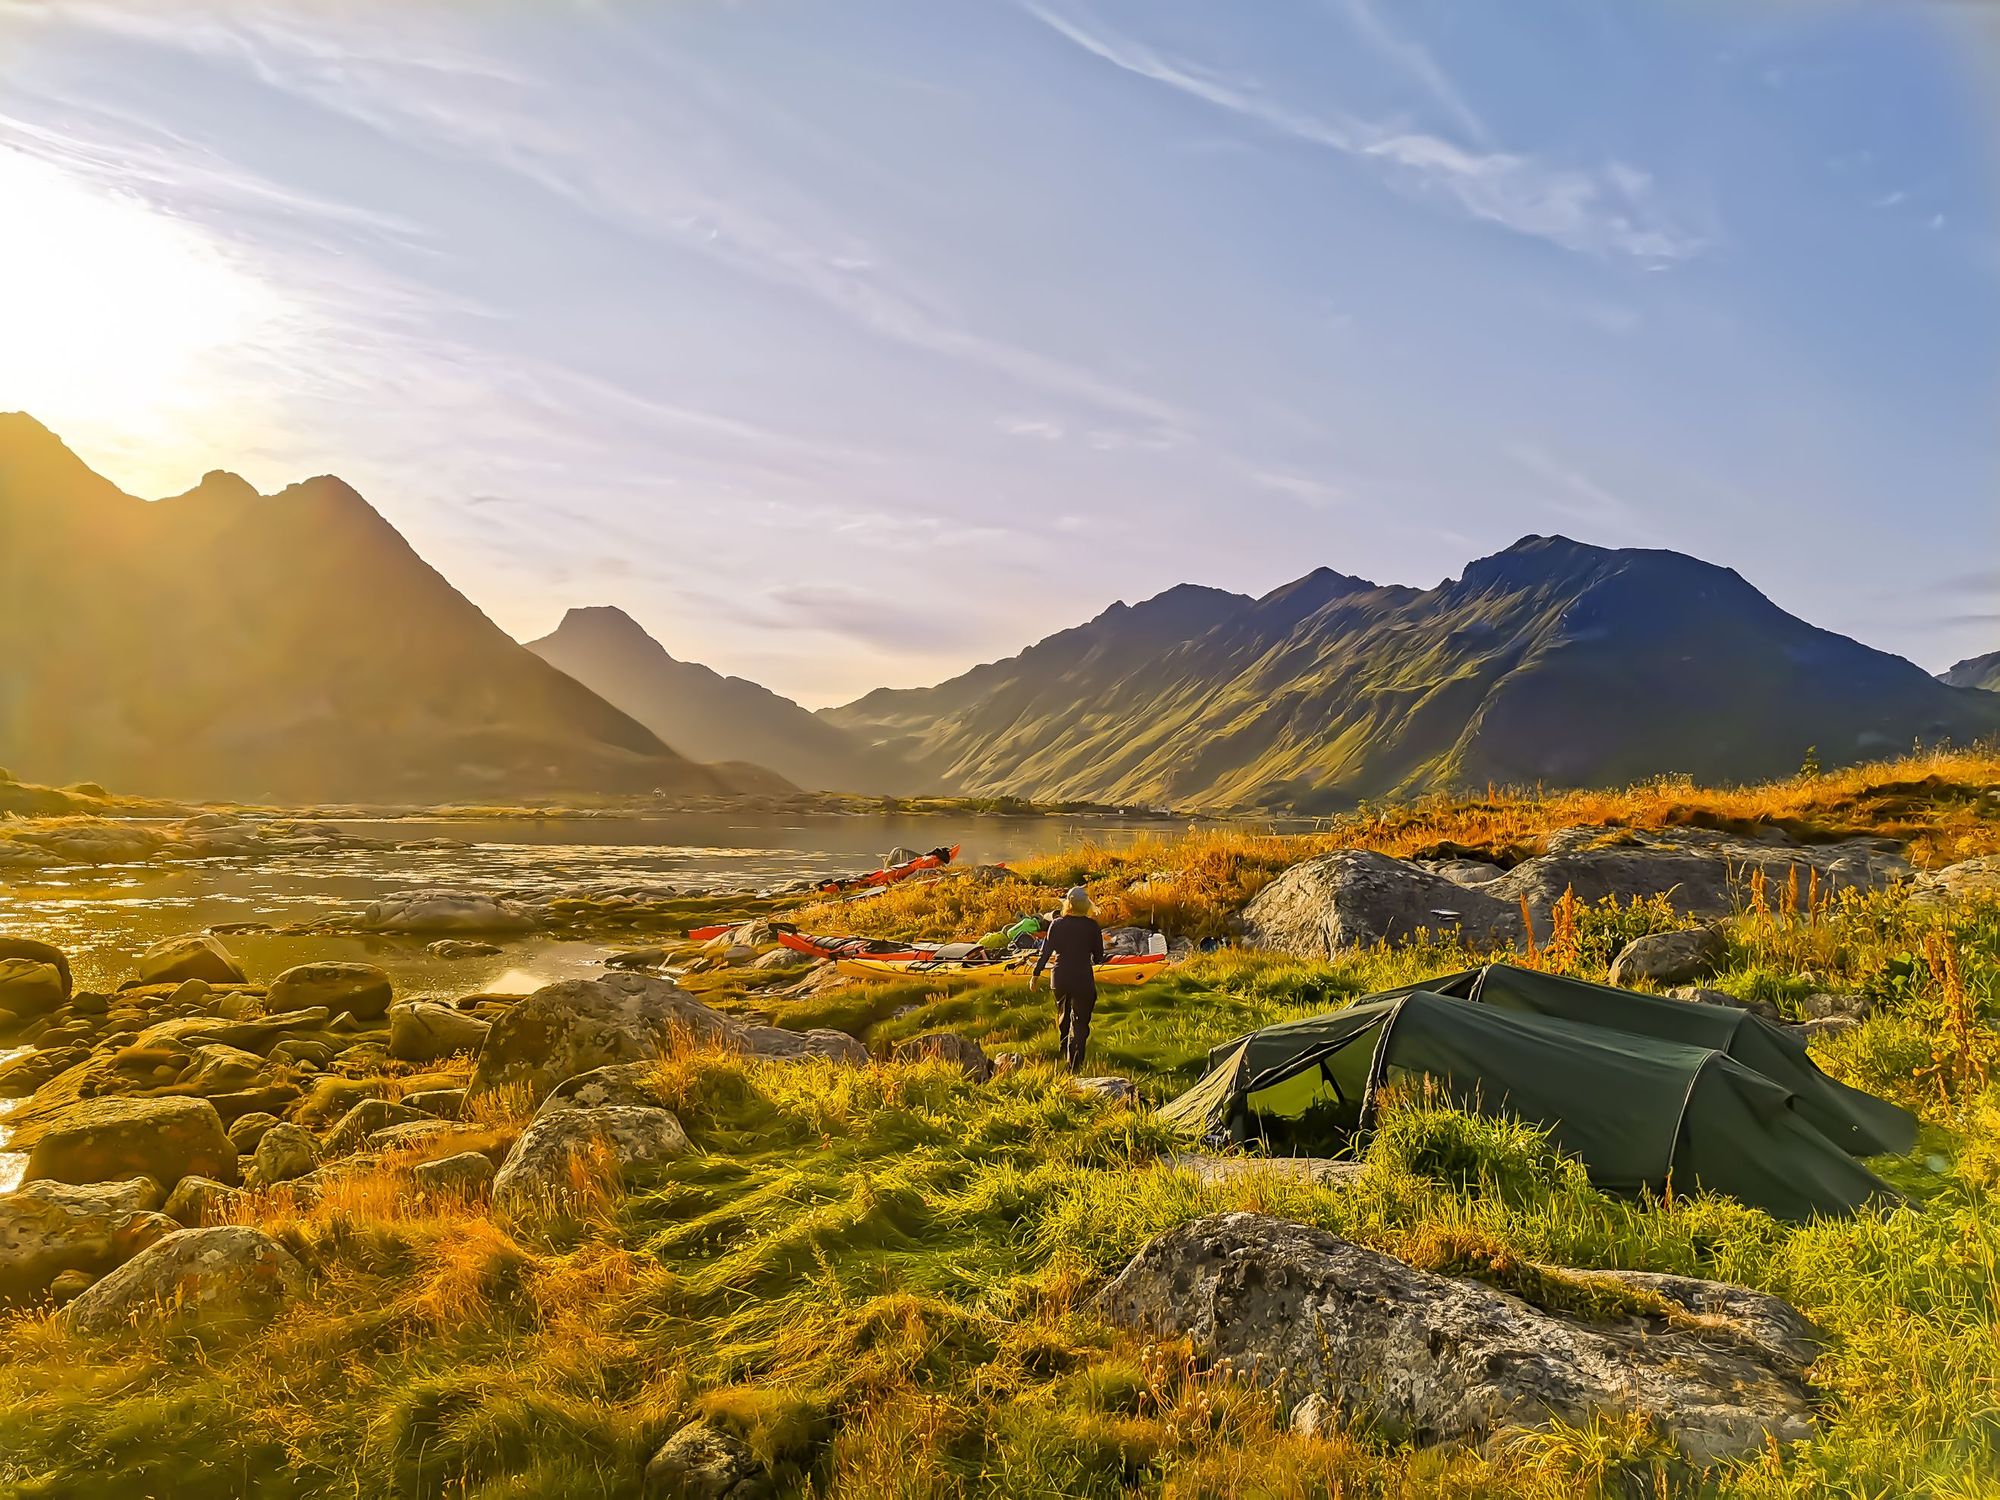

{"left": 1158, "top": 990, "right": 1898, "bottom": 1221}
{"left": 1376, "top": 965, "right": 1916, "bottom": 1157}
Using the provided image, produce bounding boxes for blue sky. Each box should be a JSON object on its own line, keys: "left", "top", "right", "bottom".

{"left": 1, "top": 1, "right": 1995, "bottom": 704}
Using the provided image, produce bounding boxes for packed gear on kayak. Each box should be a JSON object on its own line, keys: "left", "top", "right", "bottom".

{"left": 817, "top": 845, "right": 959, "bottom": 895}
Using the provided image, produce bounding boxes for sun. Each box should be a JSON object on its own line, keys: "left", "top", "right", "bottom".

{"left": 0, "top": 146, "right": 286, "bottom": 493}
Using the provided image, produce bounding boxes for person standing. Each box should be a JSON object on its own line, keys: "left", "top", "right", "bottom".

{"left": 1033, "top": 886, "right": 1105, "bottom": 1070}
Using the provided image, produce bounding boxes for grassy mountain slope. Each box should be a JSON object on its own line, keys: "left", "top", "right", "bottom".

{"left": 0, "top": 414, "right": 768, "bottom": 803}
{"left": 826, "top": 536, "right": 2000, "bottom": 811}
{"left": 526, "top": 606, "right": 929, "bottom": 795}
{"left": 1943, "top": 650, "right": 2000, "bottom": 692}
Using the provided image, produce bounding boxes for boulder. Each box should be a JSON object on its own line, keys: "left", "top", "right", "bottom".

{"left": 606, "top": 948, "right": 669, "bottom": 971}
{"left": 402, "top": 1087, "right": 467, "bottom": 1119}
{"left": 0, "top": 1178, "right": 175, "bottom": 1301}
{"left": 1485, "top": 827, "right": 1909, "bottom": 928}
{"left": 426, "top": 939, "right": 505, "bottom": 959}
{"left": 62, "top": 1226, "right": 306, "bottom": 1335}
{"left": 266, "top": 962, "right": 393, "bottom": 1020}
{"left": 182, "top": 1043, "right": 271, "bottom": 1094}
{"left": 136, "top": 934, "right": 245, "bottom": 987}
{"left": 751, "top": 947, "right": 807, "bottom": 971}
{"left": 323, "top": 1098, "right": 428, "bottom": 1157}
{"left": 361, "top": 890, "right": 536, "bottom": 935}
{"left": 1608, "top": 925, "right": 1727, "bottom": 987}
{"left": 25, "top": 1096, "right": 237, "bottom": 1188}
{"left": 0, "top": 959, "right": 66, "bottom": 1020}
{"left": 467, "top": 973, "right": 864, "bottom": 1105}
{"left": 365, "top": 1121, "right": 467, "bottom": 1153}
{"left": 1097, "top": 1212, "right": 1815, "bottom": 1463}
{"left": 227, "top": 1112, "right": 283, "bottom": 1154}
{"left": 248, "top": 1123, "right": 317, "bottom": 1187}
{"left": 891, "top": 1033, "right": 993, "bottom": 1083}
{"left": 643, "top": 1419, "right": 772, "bottom": 1500}
{"left": 0, "top": 936, "right": 71, "bottom": 998}
{"left": 544, "top": 1062, "right": 674, "bottom": 1113}
{"left": 1912, "top": 856, "right": 2000, "bottom": 908}
{"left": 388, "top": 1001, "right": 491, "bottom": 1063}
{"left": 411, "top": 1151, "right": 495, "bottom": 1198}
{"left": 162, "top": 1176, "right": 239, "bottom": 1227}
{"left": 490, "top": 1104, "right": 690, "bottom": 1219}
{"left": 1241, "top": 850, "right": 1524, "bottom": 957}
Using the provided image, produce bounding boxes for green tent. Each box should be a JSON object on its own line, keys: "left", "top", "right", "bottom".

{"left": 1158, "top": 990, "right": 1898, "bottom": 1221}
{"left": 1376, "top": 964, "right": 1916, "bottom": 1158}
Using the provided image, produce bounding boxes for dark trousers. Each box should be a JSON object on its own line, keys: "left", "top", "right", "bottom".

{"left": 1055, "top": 978, "right": 1097, "bottom": 1070}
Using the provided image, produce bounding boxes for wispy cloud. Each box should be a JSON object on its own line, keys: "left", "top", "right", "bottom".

{"left": 1325, "top": 0, "right": 1489, "bottom": 146}
{"left": 1505, "top": 441, "right": 1659, "bottom": 540}
{"left": 1024, "top": 2, "right": 1704, "bottom": 264}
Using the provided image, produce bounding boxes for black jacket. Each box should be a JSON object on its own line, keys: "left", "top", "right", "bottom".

{"left": 1033, "top": 915, "right": 1105, "bottom": 985}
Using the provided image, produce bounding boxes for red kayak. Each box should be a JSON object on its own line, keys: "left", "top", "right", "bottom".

{"left": 818, "top": 844, "right": 960, "bottom": 896}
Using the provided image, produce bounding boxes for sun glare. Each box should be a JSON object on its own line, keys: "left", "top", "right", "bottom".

{"left": 0, "top": 147, "right": 285, "bottom": 492}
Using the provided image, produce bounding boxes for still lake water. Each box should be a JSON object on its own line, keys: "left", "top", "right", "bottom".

{"left": 0, "top": 811, "right": 1193, "bottom": 998}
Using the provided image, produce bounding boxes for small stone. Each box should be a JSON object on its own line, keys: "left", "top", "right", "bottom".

{"left": 136, "top": 934, "right": 246, "bottom": 987}
{"left": 643, "top": 1420, "right": 772, "bottom": 1500}
{"left": 1610, "top": 926, "right": 1728, "bottom": 987}
{"left": 47, "top": 1268, "right": 95, "bottom": 1305}
{"left": 227, "top": 1112, "right": 283, "bottom": 1154}
{"left": 249, "top": 1123, "right": 317, "bottom": 1187}
{"left": 891, "top": 1032, "right": 993, "bottom": 1082}
{"left": 426, "top": 939, "right": 504, "bottom": 959}
{"left": 163, "top": 1176, "right": 239, "bottom": 1227}
{"left": 411, "top": 1151, "right": 495, "bottom": 1198}
{"left": 401, "top": 1088, "right": 467, "bottom": 1119}
{"left": 322, "top": 1098, "right": 428, "bottom": 1157}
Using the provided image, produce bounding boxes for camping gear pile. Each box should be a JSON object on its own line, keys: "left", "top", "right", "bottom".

{"left": 817, "top": 845, "right": 959, "bottom": 895}
{"left": 1159, "top": 964, "right": 1916, "bottom": 1222}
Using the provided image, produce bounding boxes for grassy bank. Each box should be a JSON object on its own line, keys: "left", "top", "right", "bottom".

{"left": 2, "top": 749, "right": 1998, "bottom": 1497}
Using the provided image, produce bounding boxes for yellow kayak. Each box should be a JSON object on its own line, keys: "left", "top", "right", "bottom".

{"left": 834, "top": 955, "right": 1173, "bottom": 986}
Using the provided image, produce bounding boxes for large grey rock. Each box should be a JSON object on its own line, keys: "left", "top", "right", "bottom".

{"left": 362, "top": 890, "right": 536, "bottom": 935}
{"left": 1912, "top": 856, "right": 2000, "bottom": 908}
{"left": 25, "top": 1096, "right": 237, "bottom": 1188}
{"left": 266, "top": 962, "right": 393, "bottom": 1020}
{"left": 543, "top": 1062, "right": 675, "bottom": 1113}
{"left": 1097, "top": 1212, "right": 1816, "bottom": 1463}
{"left": 0, "top": 958, "right": 66, "bottom": 1020}
{"left": 643, "top": 1420, "right": 772, "bottom": 1500}
{"left": 490, "top": 1104, "right": 690, "bottom": 1219}
{"left": 1608, "top": 925, "right": 1727, "bottom": 987}
{"left": 248, "top": 1123, "right": 317, "bottom": 1187}
{"left": 0, "top": 1178, "right": 175, "bottom": 1301}
{"left": 182, "top": 1043, "right": 270, "bottom": 1094}
{"left": 891, "top": 1032, "right": 993, "bottom": 1082}
{"left": 1486, "top": 826, "right": 1909, "bottom": 927}
{"left": 135, "top": 933, "right": 245, "bottom": 986}
{"left": 62, "top": 1226, "right": 306, "bottom": 1335}
{"left": 1242, "top": 850, "right": 1524, "bottom": 957}
{"left": 467, "top": 973, "right": 864, "bottom": 1105}
{"left": 0, "top": 938, "right": 71, "bottom": 999}
{"left": 388, "top": 1001, "right": 491, "bottom": 1062}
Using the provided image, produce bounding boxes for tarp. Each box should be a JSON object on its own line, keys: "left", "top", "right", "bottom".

{"left": 1378, "top": 965, "right": 1916, "bottom": 1157}
{"left": 1159, "top": 988, "right": 1899, "bottom": 1221}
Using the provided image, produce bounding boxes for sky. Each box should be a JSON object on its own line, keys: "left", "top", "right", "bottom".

{"left": 1, "top": 0, "right": 1996, "bottom": 706}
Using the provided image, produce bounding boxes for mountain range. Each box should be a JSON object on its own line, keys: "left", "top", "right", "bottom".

{"left": 824, "top": 536, "right": 2000, "bottom": 811}
{"left": 527, "top": 606, "right": 926, "bottom": 795}
{"left": 5, "top": 413, "right": 1992, "bottom": 810}
{"left": 1942, "top": 651, "right": 2000, "bottom": 693}
{"left": 0, "top": 414, "right": 780, "bottom": 803}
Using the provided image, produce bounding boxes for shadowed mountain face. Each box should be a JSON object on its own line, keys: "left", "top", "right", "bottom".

{"left": 1942, "top": 651, "right": 2000, "bottom": 692}
{"left": 825, "top": 536, "right": 2000, "bottom": 812}
{"left": 0, "top": 414, "right": 775, "bottom": 803}
{"left": 527, "top": 606, "right": 928, "bottom": 795}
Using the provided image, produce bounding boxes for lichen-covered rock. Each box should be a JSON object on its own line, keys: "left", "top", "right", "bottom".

{"left": 227, "top": 1112, "right": 283, "bottom": 1154}
{"left": 322, "top": 1098, "right": 428, "bottom": 1157}
{"left": 162, "top": 1175, "right": 239, "bottom": 1227}
{"left": 643, "top": 1419, "right": 772, "bottom": 1500}
{"left": 362, "top": 890, "right": 536, "bottom": 935}
{"left": 182, "top": 1043, "right": 270, "bottom": 1095}
{"left": 1097, "top": 1212, "right": 1816, "bottom": 1463}
{"left": 1912, "top": 856, "right": 2000, "bottom": 908}
{"left": 411, "top": 1151, "right": 496, "bottom": 1198}
{"left": 0, "top": 1178, "right": 175, "bottom": 1301}
{"left": 249, "top": 1123, "right": 317, "bottom": 1187}
{"left": 467, "top": 973, "right": 864, "bottom": 1105}
{"left": 0, "top": 938, "right": 71, "bottom": 999}
{"left": 62, "top": 1226, "right": 306, "bottom": 1335}
{"left": 25, "top": 1096, "right": 237, "bottom": 1188}
{"left": 490, "top": 1104, "right": 689, "bottom": 1220}
{"left": 388, "top": 1000, "right": 490, "bottom": 1062}
{"left": 0, "top": 958, "right": 67, "bottom": 1019}
{"left": 1242, "top": 850, "right": 1524, "bottom": 957}
{"left": 891, "top": 1033, "right": 993, "bottom": 1082}
{"left": 266, "top": 962, "right": 393, "bottom": 1020}
{"left": 543, "top": 1062, "right": 674, "bottom": 1113}
{"left": 1608, "top": 925, "right": 1727, "bottom": 987}
{"left": 401, "top": 1087, "right": 467, "bottom": 1119}
{"left": 136, "top": 934, "right": 246, "bottom": 987}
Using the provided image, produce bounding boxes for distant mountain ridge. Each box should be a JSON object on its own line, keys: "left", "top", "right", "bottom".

{"left": 1942, "top": 651, "right": 2000, "bottom": 692}
{"left": 824, "top": 535, "right": 2000, "bottom": 812}
{"left": 0, "top": 414, "right": 782, "bottom": 803}
{"left": 527, "top": 606, "right": 929, "bottom": 795}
